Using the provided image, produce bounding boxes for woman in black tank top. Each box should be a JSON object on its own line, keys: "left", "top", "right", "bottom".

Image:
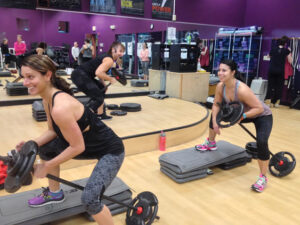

{"left": 195, "top": 59, "right": 273, "bottom": 193}
{"left": 17, "top": 55, "right": 124, "bottom": 225}
{"left": 71, "top": 41, "right": 125, "bottom": 119}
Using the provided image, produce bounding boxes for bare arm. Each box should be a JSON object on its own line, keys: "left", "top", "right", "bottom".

{"left": 238, "top": 83, "right": 264, "bottom": 118}
{"left": 95, "top": 57, "right": 115, "bottom": 82}
{"left": 211, "top": 82, "right": 224, "bottom": 126}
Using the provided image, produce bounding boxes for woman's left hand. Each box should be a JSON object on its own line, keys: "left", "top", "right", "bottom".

{"left": 34, "top": 163, "right": 49, "bottom": 179}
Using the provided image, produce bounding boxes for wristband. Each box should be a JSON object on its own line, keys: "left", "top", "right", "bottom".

{"left": 242, "top": 113, "right": 247, "bottom": 120}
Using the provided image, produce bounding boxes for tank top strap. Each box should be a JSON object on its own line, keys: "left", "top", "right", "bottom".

{"left": 51, "top": 91, "right": 65, "bottom": 107}
{"left": 234, "top": 80, "right": 240, "bottom": 101}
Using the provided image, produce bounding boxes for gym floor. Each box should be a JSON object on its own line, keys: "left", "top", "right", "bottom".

{"left": 0, "top": 84, "right": 299, "bottom": 225}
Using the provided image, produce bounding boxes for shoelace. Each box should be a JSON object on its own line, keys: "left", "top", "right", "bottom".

{"left": 40, "top": 187, "right": 50, "bottom": 197}
{"left": 256, "top": 177, "right": 266, "bottom": 186}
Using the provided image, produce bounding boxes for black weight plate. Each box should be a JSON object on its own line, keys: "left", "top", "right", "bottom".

{"left": 120, "top": 103, "right": 141, "bottom": 112}
{"left": 111, "top": 68, "right": 127, "bottom": 86}
{"left": 126, "top": 191, "right": 158, "bottom": 225}
{"left": 216, "top": 101, "right": 244, "bottom": 128}
{"left": 107, "top": 104, "right": 120, "bottom": 110}
{"left": 5, "top": 141, "right": 38, "bottom": 193}
{"left": 269, "top": 152, "right": 296, "bottom": 177}
{"left": 245, "top": 142, "right": 258, "bottom": 159}
{"left": 7, "top": 152, "right": 23, "bottom": 176}
{"left": 110, "top": 110, "right": 127, "bottom": 116}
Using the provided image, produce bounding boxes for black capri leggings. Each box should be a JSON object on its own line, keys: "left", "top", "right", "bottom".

{"left": 209, "top": 114, "right": 273, "bottom": 160}
{"left": 71, "top": 69, "right": 105, "bottom": 111}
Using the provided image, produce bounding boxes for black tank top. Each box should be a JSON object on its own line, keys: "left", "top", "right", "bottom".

{"left": 49, "top": 91, "right": 123, "bottom": 158}
{"left": 49, "top": 91, "right": 90, "bottom": 139}
{"left": 78, "top": 53, "right": 113, "bottom": 78}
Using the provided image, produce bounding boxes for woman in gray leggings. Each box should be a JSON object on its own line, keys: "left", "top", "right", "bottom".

{"left": 17, "top": 54, "right": 124, "bottom": 225}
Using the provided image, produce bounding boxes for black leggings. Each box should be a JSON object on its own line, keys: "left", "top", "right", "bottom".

{"left": 71, "top": 69, "right": 105, "bottom": 111}
{"left": 267, "top": 73, "right": 285, "bottom": 104}
{"left": 210, "top": 114, "right": 273, "bottom": 160}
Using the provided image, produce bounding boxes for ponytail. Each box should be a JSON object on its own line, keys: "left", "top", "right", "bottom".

{"left": 52, "top": 75, "right": 73, "bottom": 95}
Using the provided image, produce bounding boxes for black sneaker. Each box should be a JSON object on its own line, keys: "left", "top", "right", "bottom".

{"left": 98, "top": 114, "right": 112, "bottom": 120}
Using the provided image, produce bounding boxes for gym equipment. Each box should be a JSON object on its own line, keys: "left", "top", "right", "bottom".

{"left": 250, "top": 78, "right": 268, "bottom": 101}
{"left": 120, "top": 103, "right": 142, "bottom": 112}
{"left": 216, "top": 102, "right": 296, "bottom": 177}
{"left": 169, "top": 44, "right": 198, "bottom": 73}
{"left": 110, "top": 110, "right": 127, "bottom": 116}
{"left": 111, "top": 68, "right": 127, "bottom": 86}
{"left": 216, "top": 101, "right": 244, "bottom": 128}
{"left": 159, "top": 141, "right": 251, "bottom": 183}
{"left": 151, "top": 44, "right": 170, "bottom": 70}
{"left": 0, "top": 69, "right": 12, "bottom": 77}
{"left": 106, "top": 104, "right": 120, "bottom": 110}
{"left": 0, "top": 141, "right": 159, "bottom": 225}
{"left": 148, "top": 93, "right": 169, "bottom": 100}
{"left": 32, "top": 101, "right": 47, "bottom": 121}
{"left": 131, "top": 79, "right": 149, "bottom": 87}
{"left": 0, "top": 177, "right": 132, "bottom": 225}
{"left": 32, "top": 97, "right": 91, "bottom": 122}
{"left": 5, "top": 82, "right": 28, "bottom": 96}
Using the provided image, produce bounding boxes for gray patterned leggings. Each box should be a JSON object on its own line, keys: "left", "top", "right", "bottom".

{"left": 81, "top": 152, "right": 125, "bottom": 215}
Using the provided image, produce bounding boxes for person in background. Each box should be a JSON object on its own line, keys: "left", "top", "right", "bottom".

{"left": 1, "top": 38, "right": 14, "bottom": 70}
{"left": 196, "top": 39, "right": 209, "bottom": 71}
{"left": 71, "top": 41, "right": 125, "bottom": 120}
{"left": 266, "top": 36, "right": 293, "bottom": 107}
{"left": 14, "top": 34, "right": 27, "bottom": 68}
{"left": 81, "top": 39, "right": 94, "bottom": 63}
{"left": 71, "top": 41, "right": 80, "bottom": 68}
{"left": 139, "top": 42, "right": 149, "bottom": 80}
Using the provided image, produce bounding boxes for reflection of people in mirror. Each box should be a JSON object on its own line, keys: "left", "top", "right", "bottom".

{"left": 139, "top": 42, "right": 149, "bottom": 80}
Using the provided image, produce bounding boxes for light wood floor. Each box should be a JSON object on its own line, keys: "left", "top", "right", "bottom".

{"left": 0, "top": 103, "right": 300, "bottom": 225}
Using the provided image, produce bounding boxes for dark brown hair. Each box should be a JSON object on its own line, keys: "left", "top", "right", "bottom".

{"left": 108, "top": 41, "right": 125, "bottom": 56}
{"left": 21, "top": 55, "right": 73, "bottom": 95}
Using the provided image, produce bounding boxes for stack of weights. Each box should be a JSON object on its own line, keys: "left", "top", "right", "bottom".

{"left": 0, "top": 160, "right": 8, "bottom": 190}
{"left": 6, "top": 82, "right": 28, "bottom": 96}
{"left": 32, "top": 101, "right": 47, "bottom": 121}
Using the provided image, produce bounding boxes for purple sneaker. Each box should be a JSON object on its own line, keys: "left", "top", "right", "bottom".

{"left": 28, "top": 187, "right": 65, "bottom": 207}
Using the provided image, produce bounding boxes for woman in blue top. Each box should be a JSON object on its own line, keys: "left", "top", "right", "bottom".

{"left": 195, "top": 59, "right": 272, "bottom": 193}
{"left": 17, "top": 55, "right": 124, "bottom": 225}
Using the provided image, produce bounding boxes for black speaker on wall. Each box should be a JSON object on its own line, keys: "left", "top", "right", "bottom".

{"left": 169, "top": 44, "right": 198, "bottom": 73}
{"left": 151, "top": 44, "right": 161, "bottom": 70}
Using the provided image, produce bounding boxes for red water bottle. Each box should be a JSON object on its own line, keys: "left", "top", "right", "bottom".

{"left": 159, "top": 131, "right": 166, "bottom": 151}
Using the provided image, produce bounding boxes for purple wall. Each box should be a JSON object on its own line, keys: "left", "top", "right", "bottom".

{"left": 1, "top": 0, "right": 233, "bottom": 53}
{"left": 244, "top": 0, "right": 300, "bottom": 78}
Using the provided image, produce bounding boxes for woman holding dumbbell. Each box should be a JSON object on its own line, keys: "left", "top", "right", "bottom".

{"left": 17, "top": 54, "right": 124, "bottom": 225}
{"left": 71, "top": 41, "right": 125, "bottom": 120}
{"left": 195, "top": 59, "right": 272, "bottom": 193}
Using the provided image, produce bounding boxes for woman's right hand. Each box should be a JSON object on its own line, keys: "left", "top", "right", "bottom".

{"left": 15, "top": 141, "right": 25, "bottom": 151}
